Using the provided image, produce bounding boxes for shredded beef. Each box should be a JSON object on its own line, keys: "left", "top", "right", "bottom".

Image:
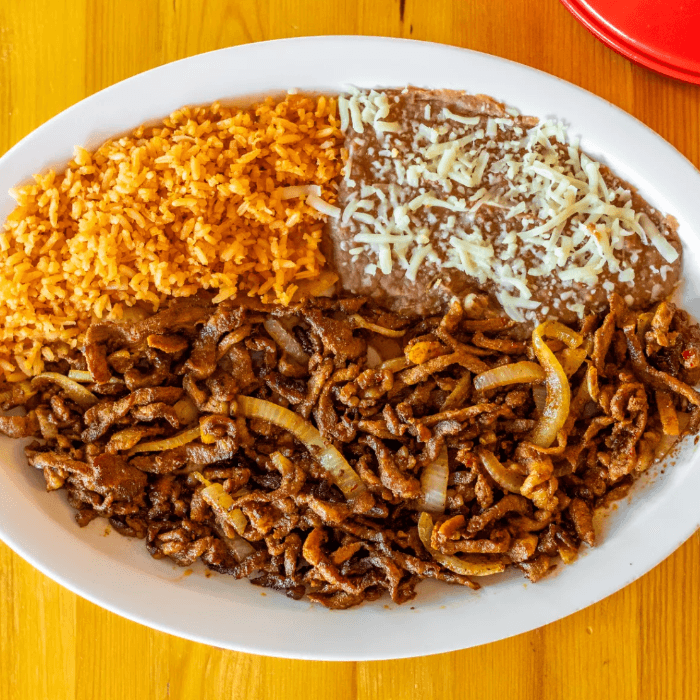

{"left": 2, "top": 293, "right": 698, "bottom": 608}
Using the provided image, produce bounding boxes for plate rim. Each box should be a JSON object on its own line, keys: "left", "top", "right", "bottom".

{"left": 1, "top": 35, "right": 700, "bottom": 660}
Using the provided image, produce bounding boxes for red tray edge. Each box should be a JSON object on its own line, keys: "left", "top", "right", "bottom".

{"left": 560, "top": 0, "right": 700, "bottom": 85}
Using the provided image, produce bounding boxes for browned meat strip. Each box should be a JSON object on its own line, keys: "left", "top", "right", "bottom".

{"left": 359, "top": 435, "right": 421, "bottom": 500}
{"left": 304, "top": 309, "right": 365, "bottom": 361}
{"left": 30, "top": 452, "right": 147, "bottom": 502}
{"left": 1, "top": 291, "right": 696, "bottom": 609}
{"left": 0, "top": 412, "right": 40, "bottom": 438}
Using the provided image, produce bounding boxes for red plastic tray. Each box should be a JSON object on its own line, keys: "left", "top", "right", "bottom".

{"left": 561, "top": 0, "right": 700, "bottom": 84}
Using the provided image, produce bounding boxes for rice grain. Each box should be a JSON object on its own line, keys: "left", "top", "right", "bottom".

{"left": 0, "top": 93, "right": 345, "bottom": 380}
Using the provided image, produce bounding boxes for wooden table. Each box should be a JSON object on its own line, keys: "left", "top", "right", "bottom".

{"left": 1, "top": 1, "right": 699, "bottom": 697}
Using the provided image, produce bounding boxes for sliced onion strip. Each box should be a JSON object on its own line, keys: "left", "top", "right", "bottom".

{"left": 194, "top": 473, "right": 249, "bottom": 536}
{"left": 418, "top": 512, "right": 506, "bottom": 577}
{"left": 530, "top": 322, "right": 571, "bottom": 448}
{"left": 129, "top": 426, "right": 202, "bottom": 454}
{"left": 350, "top": 314, "right": 406, "bottom": 338}
{"left": 226, "top": 535, "right": 256, "bottom": 562}
{"left": 194, "top": 472, "right": 252, "bottom": 561}
{"left": 380, "top": 357, "right": 411, "bottom": 372}
{"left": 544, "top": 322, "right": 583, "bottom": 348}
{"left": 477, "top": 447, "right": 525, "bottom": 493}
{"left": 107, "top": 426, "right": 152, "bottom": 452}
{"left": 68, "top": 369, "right": 121, "bottom": 384}
{"left": 236, "top": 396, "right": 365, "bottom": 499}
{"left": 473, "top": 361, "right": 545, "bottom": 392}
{"left": 31, "top": 372, "right": 98, "bottom": 408}
{"left": 441, "top": 372, "right": 472, "bottom": 410}
{"left": 263, "top": 318, "right": 310, "bottom": 365}
{"left": 418, "top": 445, "right": 449, "bottom": 513}
{"left": 67, "top": 370, "right": 95, "bottom": 383}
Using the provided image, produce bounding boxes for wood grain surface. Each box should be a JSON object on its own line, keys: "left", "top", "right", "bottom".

{"left": 1, "top": 1, "right": 699, "bottom": 698}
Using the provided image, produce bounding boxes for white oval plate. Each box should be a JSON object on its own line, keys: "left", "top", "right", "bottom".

{"left": 1, "top": 37, "right": 700, "bottom": 661}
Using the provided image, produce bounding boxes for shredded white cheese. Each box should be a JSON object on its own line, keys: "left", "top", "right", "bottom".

{"left": 442, "top": 108, "right": 481, "bottom": 126}
{"left": 338, "top": 88, "right": 680, "bottom": 321}
{"left": 307, "top": 195, "right": 341, "bottom": 219}
{"left": 640, "top": 213, "right": 679, "bottom": 263}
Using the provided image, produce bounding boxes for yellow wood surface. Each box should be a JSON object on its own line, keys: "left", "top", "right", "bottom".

{"left": 1, "top": 1, "right": 699, "bottom": 697}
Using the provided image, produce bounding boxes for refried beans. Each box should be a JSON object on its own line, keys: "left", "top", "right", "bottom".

{"left": 326, "top": 88, "right": 682, "bottom": 325}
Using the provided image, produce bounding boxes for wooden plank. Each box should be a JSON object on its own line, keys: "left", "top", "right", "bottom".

{"left": 0, "top": 1, "right": 699, "bottom": 698}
